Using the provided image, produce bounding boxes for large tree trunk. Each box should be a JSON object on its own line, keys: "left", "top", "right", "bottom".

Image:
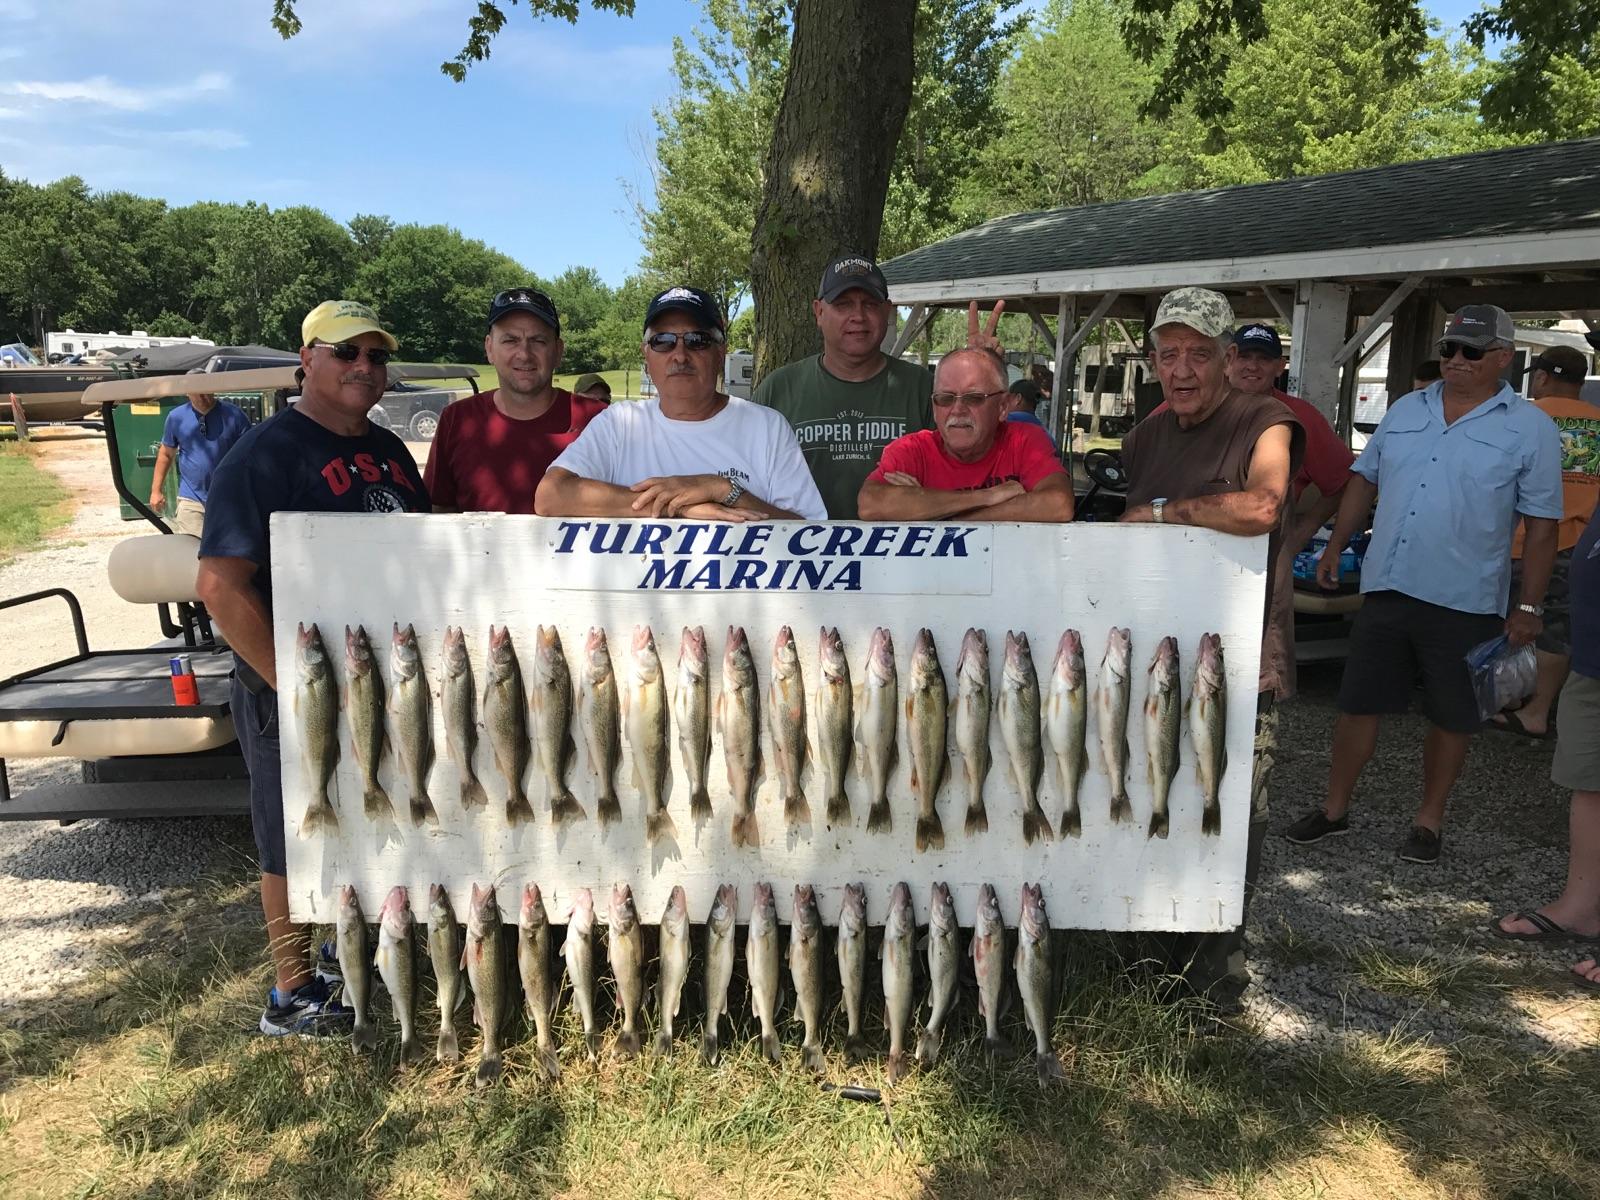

{"left": 750, "top": 0, "right": 917, "bottom": 381}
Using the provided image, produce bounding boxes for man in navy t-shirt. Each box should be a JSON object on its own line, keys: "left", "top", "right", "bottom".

{"left": 149, "top": 369, "right": 251, "bottom": 536}
{"left": 197, "top": 299, "right": 429, "bottom": 1038}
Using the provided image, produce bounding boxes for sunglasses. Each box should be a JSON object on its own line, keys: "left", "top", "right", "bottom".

{"left": 315, "top": 342, "right": 393, "bottom": 367}
{"left": 932, "top": 388, "right": 1008, "bottom": 408}
{"left": 645, "top": 330, "right": 723, "bottom": 353}
{"left": 1438, "top": 341, "right": 1494, "bottom": 362}
{"left": 493, "top": 287, "right": 556, "bottom": 312}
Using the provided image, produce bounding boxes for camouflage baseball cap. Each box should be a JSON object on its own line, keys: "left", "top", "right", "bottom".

{"left": 1151, "top": 287, "right": 1235, "bottom": 339}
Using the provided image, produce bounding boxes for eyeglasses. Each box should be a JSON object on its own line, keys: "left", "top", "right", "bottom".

{"left": 931, "top": 388, "right": 1008, "bottom": 408}
{"left": 314, "top": 342, "right": 393, "bottom": 367}
{"left": 645, "top": 330, "right": 724, "bottom": 353}
{"left": 1438, "top": 342, "right": 1494, "bottom": 362}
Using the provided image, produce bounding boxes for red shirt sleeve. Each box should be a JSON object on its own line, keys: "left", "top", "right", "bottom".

{"left": 422, "top": 403, "right": 460, "bottom": 509}
{"left": 868, "top": 432, "right": 924, "bottom": 483}
{"left": 1297, "top": 404, "right": 1354, "bottom": 498}
{"left": 1011, "top": 425, "right": 1067, "bottom": 490}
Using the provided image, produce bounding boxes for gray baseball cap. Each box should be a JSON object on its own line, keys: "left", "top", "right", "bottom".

{"left": 1440, "top": 304, "right": 1514, "bottom": 350}
{"left": 1151, "top": 287, "right": 1235, "bottom": 339}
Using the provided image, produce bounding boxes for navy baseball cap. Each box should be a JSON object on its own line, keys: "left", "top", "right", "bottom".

{"left": 818, "top": 254, "right": 889, "bottom": 303}
{"left": 1233, "top": 323, "right": 1284, "bottom": 356}
{"left": 643, "top": 285, "right": 725, "bottom": 332}
{"left": 488, "top": 287, "right": 561, "bottom": 336}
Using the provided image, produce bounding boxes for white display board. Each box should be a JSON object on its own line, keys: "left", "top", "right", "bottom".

{"left": 272, "top": 514, "right": 1266, "bottom": 932}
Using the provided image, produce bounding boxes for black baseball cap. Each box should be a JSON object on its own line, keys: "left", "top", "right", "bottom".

{"left": 1529, "top": 345, "right": 1589, "bottom": 381}
{"left": 488, "top": 287, "right": 561, "bottom": 336}
{"left": 1233, "top": 323, "right": 1284, "bottom": 356}
{"left": 818, "top": 254, "right": 889, "bottom": 303}
{"left": 643, "top": 285, "right": 725, "bottom": 332}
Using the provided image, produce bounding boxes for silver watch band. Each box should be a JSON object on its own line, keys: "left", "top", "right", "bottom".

{"left": 721, "top": 478, "right": 744, "bottom": 507}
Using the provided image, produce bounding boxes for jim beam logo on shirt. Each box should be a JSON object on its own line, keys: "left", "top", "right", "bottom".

{"left": 792, "top": 409, "right": 908, "bottom": 462}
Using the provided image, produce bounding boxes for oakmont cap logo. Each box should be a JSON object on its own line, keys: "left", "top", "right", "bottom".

{"left": 302, "top": 299, "right": 398, "bottom": 351}
{"left": 818, "top": 253, "right": 889, "bottom": 303}
{"left": 1151, "top": 287, "right": 1234, "bottom": 339}
{"left": 1440, "top": 304, "right": 1514, "bottom": 350}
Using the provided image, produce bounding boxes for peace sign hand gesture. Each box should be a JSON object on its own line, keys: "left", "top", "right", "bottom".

{"left": 966, "top": 299, "right": 1006, "bottom": 356}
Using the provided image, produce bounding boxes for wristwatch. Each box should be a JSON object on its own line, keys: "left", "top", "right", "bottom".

{"left": 1152, "top": 497, "right": 1168, "bottom": 524}
{"left": 1516, "top": 603, "right": 1544, "bottom": 617}
{"left": 721, "top": 477, "right": 745, "bottom": 507}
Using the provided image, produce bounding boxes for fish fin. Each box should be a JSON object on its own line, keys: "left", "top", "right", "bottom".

{"left": 410, "top": 791, "right": 439, "bottom": 827}
{"left": 596, "top": 792, "right": 622, "bottom": 827}
{"left": 866, "top": 798, "right": 892, "bottom": 833}
{"left": 1202, "top": 801, "right": 1222, "bottom": 837}
{"left": 760, "top": 1030, "right": 780, "bottom": 1063}
{"left": 784, "top": 788, "right": 810, "bottom": 827}
{"left": 300, "top": 799, "right": 338, "bottom": 837}
{"left": 964, "top": 802, "right": 988, "bottom": 836}
{"left": 730, "top": 807, "right": 758, "bottom": 848}
{"left": 1148, "top": 810, "right": 1169, "bottom": 840}
{"left": 506, "top": 789, "right": 535, "bottom": 827}
{"left": 885, "top": 1051, "right": 908, "bottom": 1084}
{"left": 915, "top": 1027, "right": 943, "bottom": 1068}
{"left": 844, "top": 1035, "right": 871, "bottom": 1064}
{"left": 614, "top": 1030, "right": 642, "bottom": 1060}
{"left": 401, "top": 1037, "right": 428, "bottom": 1067}
{"left": 436, "top": 1027, "right": 460, "bottom": 1063}
{"left": 802, "top": 1043, "right": 825, "bottom": 1075}
{"left": 352, "top": 1020, "right": 378, "bottom": 1052}
{"left": 363, "top": 784, "right": 392, "bottom": 819}
{"left": 537, "top": 1042, "right": 561, "bottom": 1082}
{"left": 825, "top": 790, "right": 850, "bottom": 825}
{"left": 1059, "top": 804, "right": 1082, "bottom": 839}
{"left": 475, "top": 1052, "right": 502, "bottom": 1088}
{"left": 1109, "top": 792, "right": 1133, "bottom": 824}
{"left": 689, "top": 787, "right": 713, "bottom": 822}
{"left": 1022, "top": 808, "right": 1053, "bottom": 845}
{"left": 984, "top": 1035, "right": 1006, "bottom": 1059}
{"left": 701, "top": 1028, "right": 720, "bottom": 1065}
{"left": 646, "top": 807, "right": 678, "bottom": 844}
{"left": 550, "top": 790, "right": 587, "bottom": 826}
{"left": 585, "top": 1030, "right": 602, "bottom": 1062}
{"left": 1037, "top": 1051, "right": 1067, "bottom": 1085}
{"left": 654, "top": 1029, "right": 674, "bottom": 1056}
{"left": 915, "top": 811, "right": 944, "bottom": 852}
{"left": 459, "top": 775, "right": 489, "bottom": 810}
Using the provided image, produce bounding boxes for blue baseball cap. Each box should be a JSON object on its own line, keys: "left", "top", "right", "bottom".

{"left": 1233, "top": 323, "right": 1284, "bottom": 356}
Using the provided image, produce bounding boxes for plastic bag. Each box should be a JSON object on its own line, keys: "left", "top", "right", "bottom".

{"left": 1465, "top": 634, "right": 1537, "bottom": 724}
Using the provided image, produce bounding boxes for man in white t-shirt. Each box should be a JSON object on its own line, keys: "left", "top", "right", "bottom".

{"left": 537, "top": 285, "right": 827, "bottom": 522}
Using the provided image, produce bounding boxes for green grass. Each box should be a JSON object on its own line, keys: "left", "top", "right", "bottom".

{"left": 0, "top": 440, "right": 70, "bottom": 564}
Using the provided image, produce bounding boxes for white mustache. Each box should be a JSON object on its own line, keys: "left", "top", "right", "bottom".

{"left": 667, "top": 365, "right": 698, "bottom": 376}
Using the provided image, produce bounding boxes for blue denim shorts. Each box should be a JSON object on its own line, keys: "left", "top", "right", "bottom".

{"left": 231, "top": 674, "right": 287, "bottom": 876}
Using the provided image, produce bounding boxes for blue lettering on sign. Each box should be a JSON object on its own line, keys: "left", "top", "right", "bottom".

{"left": 549, "top": 520, "right": 978, "bottom": 593}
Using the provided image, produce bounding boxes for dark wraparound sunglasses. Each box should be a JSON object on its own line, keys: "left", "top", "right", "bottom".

{"left": 646, "top": 330, "right": 724, "bottom": 353}
{"left": 1439, "top": 341, "right": 1494, "bottom": 361}
{"left": 315, "top": 342, "right": 393, "bottom": 367}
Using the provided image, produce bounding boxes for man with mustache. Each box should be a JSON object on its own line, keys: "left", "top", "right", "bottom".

{"left": 195, "top": 300, "right": 430, "bottom": 1038}
{"left": 537, "top": 285, "right": 826, "bottom": 521}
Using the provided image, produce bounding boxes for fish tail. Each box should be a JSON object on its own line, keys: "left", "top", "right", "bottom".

{"left": 410, "top": 790, "right": 439, "bottom": 827}
{"left": 436, "top": 1025, "right": 460, "bottom": 1063}
{"left": 984, "top": 1034, "right": 1006, "bottom": 1059}
{"left": 701, "top": 1028, "right": 721, "bottom": 1065}
{"left": 585, "top": 1030, "right": 602, "bottom": 1062}
{"left": 363, "top": 783, "right": 392, "bottom": 819}
{"left": 300, "top": 797, "right": 338, "bottom": 837}
{"left": 654, "top": 1028, "right": 674, "bottom": 1056}
{"left": 886, "top": 1051, "right": 908, "bottom": 1084}
{"left": 596, "top": 790, "right": 622, "bottom": 827}
{"left": 760, "top": 1030, "right": 780, "bottom": 1063}
{"left": 730, "top": 808, "right": 759, "bottom": 848}
{"left": 506, "top": 788, "right": 535, "bottom": 827}
{"left": 475, "top": 1051, "right": 503, "bottom": 1088}
{"left": 1148, "top": 809, "right": 1169, "bottom": 840}
{"left": 400, "top": 1035, "right": 427, "bottom": 1066}
{"left": 866, "top": 797, "right": 892, "bottom": 833}
{"left": 615, "top": 1030, "right": 642, "bottom": 1060}
{"left": 1059, "top": 802, "right": 1082, "bottom": 839}
{"left": 689, "top": 786, "right": 713, "bottom": 821}
{"left": 550, "top": 789, "right": 587, "bottom": 826}
{"left": 459, "top": 774, "right": 489, "bottom": 810}
{"left": 1109, "top": 792, "right": 1133, "bottom": 824}
{"left": 1022, "top": 807, "right": 1053, "bottom": 845}
{"left": 844, "top": 1034, "right": 871, "bottom": 1063}
{"left": 784, "top": 787, "right": 810, "bottom": 827}
{"left": 915, "top": 811, "right": 945, "bottom": 852}
{"left": 646, "top": 806, "right": 677, "bottom": 844}
{"left": 964, "top": 801, "right": 989, "bottom": 836}
{"left": 352, "top": 1019, "right": 377, "bottom": 1052}
{"left": 536, "top": 1039, "right": 561, "bottom": 1082}
{"left": 825, "top": 790, "right": 851, "bottom": 824}
{"left": 1202, "top": 799, "right": 1222, "bottom": 837}
{"left": 1037, "top": 1050, "right": 1067, "bottom": 1084}
{"left": 802, "top": 1042, "right": 825, "bottom": 1075}
{"left": 915, "top": 1027, "right": 943, "bottom": 1068}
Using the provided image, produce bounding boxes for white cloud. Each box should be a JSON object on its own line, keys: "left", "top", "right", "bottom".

{"left": 1, "top": 71, "right": 230, "bottom": 112}
{"left": 162, "top": 128, "right": 249, "bottom": 150}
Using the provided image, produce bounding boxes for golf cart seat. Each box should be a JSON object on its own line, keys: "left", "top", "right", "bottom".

{"left": 107, "top": 532, "right": 202, "bottom": 604}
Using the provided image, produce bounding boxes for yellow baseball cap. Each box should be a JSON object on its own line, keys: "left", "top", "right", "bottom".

{"left": 301, "top": 299, "right": 399, "bottom": 352}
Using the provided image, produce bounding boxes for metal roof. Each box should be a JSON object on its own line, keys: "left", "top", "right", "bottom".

{"left": 881, "top": 137, "right": 1600, "bottom": 292}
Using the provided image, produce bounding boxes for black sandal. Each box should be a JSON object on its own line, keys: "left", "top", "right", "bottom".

{"left": 1491, "top": 910, "right": 1582, "bottom": 943}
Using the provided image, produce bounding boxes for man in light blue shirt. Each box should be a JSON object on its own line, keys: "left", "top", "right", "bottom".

{"left": 149, "top": 371, "right": 251, "bottom": 536}
{"left": 1286, "top": 304, "right": 1563, "bottom": 865}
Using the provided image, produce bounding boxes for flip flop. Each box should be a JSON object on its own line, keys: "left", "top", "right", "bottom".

{"left": 1487, "top": 710, "right": 1552, "bottom": 740}
{"left": 1571, "top": 961, "right": 1600, "bottom": 992}
{"left": 1492, "top": 910, "right": 1583, "bottom": 942}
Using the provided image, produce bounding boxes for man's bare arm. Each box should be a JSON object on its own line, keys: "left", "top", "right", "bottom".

{"left": 858, "top": 478, "right": 1023, "bottom": 521}
{"left": 1314, "top": 473, "right": 1378, "bottom": 589}
{"left": 1286, "top": 485, "right": 1346, "bottom": 557}
{"left": 148, "top": 444, "right": 176, "bottom": 511}
{"left": 536, "top": 468, "right": 649, "bottom": 517}
{"left": 196, "top": 556, "right": 278, "bottom": 691}
{"left": 1121, "top": 425, "right": 1292, "bottom": 535}
{"left": 954, "top": 474, "right": 1074, "bottom": 523}
{"left": 1509, "top": 516, "right": 1560, "bottom": 647}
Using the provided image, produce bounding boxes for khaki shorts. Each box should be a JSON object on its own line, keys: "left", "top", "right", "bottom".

{"left": 1552, "top": 672, "right": 1600, "bottom": 793}
{"left": 173, "top": 498, "right": 205, "bottom": 537}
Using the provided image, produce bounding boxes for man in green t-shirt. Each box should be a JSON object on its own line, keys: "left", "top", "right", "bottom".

{"left": 752, "top": 254, "right": 935, "bottom": 519}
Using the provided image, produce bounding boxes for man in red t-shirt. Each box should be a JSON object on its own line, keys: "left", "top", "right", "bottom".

{"left": 857, "top": 347, "right": 1072, "bottom": 522}
{"left": 424, "top": 287, "right": 606, "bottom": 513}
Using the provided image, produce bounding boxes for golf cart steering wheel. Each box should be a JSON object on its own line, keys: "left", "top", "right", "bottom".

{"left": 1082, "top": 448, "right": 1129, "bottom": 494}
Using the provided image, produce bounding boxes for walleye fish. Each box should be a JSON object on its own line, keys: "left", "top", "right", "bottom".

{"left": 789, "top": 883, "right": 826, "bottom": 1074}
{"left": 464, "top": 882, "right": 507, "bottom": 1087}
{"left": 882, "top": 881, "right": 916, "bottom": 1084}
{"left": 1146, "top": 636, "right": 1182, "bottom": 840}
{"left": 916, "top": 881, "right": 959, "bottom": 1067}
{"left": 767, "top": 626, "right": 810, "bottom": 827}
{"left": 1016, "top": 882, "right": 1066, "bottom": 1083}
{"left": 376, "top": 885, "right": 426, "bottom": 1064}
{"left": 1096, "top": 626, "right": 1134, "bottom": 824}
{"left": 530, "top": 625, "right": 585, "bottom": 827}
{"left": 1044, "top": 630, "right": 1088, "bottom": 839}
{"left": 656, "top": 885, "right": 691, "bottom": 1055}
{"left": 441, "top": 625, "right": 488, "bottom": 810}
{"left": 335, "top": 885, "right": 377, "bottom": 1052}
{"left": 674, "top": 626, "right": 713, "bottom": 821}
{"left": 701, "top": 883, "right": 738, "bottom": 1064}
{"left": 344, "top": 624, "right": 393, "bottom": 819}
{"left": 816, "top": 627, "right": 853, "bottom": 824}
{"left": 294, "top": 622, "right": 341, "bottom": 835}
{"left": 837, "top": 881, "right": 869, "bottom": 1062}
{"left": 1000, "top": 631, "right": 1051, "bottom": 844}
{"left": 388, "top": 623, "right": 439, "bottom": 827}
{"left": 580, "top": 627, "right": 623, "bottom": 827}
{"left": 719, "top": 627, "right": 762, "bottom": 848}
{"left": 624, "top": 625, "right": 675, "bottom": 844}
{"left": 1192, "top": 632, "right": 1228, "bottom": 837}
{"left": 856, "top": 627, "right": 898, "bottom": 833}
{"left": 907, "top": 629, "right": 949, "bottom": 852}
{"left": 563, "top": 887, "right": 602, "bottom": 1061}
{"left": 608, "top": 882, "right": 645, "bottom": 1060}
{"left": 483, "top": 626, "right": 535, "bottom": 826}
{"left": 972, "top": 882, "right": 1006, "bottom": 1056}
{"left": 746, "top": 881, "right": 782, "bottom": 1063}
{"left": 427, "top": 884, "right": 465, "bottom": 1063}
{"left": 517, "top": 883, "right": 561, "bottom": 1082}
{"left": 954, "top": 628, "right": 992, "bottom": 836}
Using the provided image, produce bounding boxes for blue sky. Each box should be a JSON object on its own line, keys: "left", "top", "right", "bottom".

{"left": 0, "top": 0, "right": 1492, "bottom": 288}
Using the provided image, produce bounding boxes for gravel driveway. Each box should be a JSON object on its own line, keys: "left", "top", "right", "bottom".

{"left": 1, "top": 435, "right": 1592, "bottom": 1050}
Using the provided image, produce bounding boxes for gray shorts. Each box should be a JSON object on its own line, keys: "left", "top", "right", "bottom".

{"left": 1552, "top": 672, "right": 1600, "bottom": 793}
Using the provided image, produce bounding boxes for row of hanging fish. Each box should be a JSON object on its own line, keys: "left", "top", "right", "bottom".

{"left": 294, "top": 622, "right": 1230, "bottom": 846}
{"left": 338, "top": 878, "right": 1068, "bottom": 1088}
